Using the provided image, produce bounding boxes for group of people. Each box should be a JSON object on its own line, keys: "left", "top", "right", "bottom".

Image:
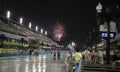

{"left": 67, "top": 48, "right": 83, "bottom": 72}
{"left": 53, "top": 51, "right": 61, "bottom": 61}
{"left": 82, "top": 48, "right": 120, "bottom": 65}
{"left": 82, "top": 48, "right": 104, "bottom": 64}
{"left": 112, "top": 50, "right": 120, "bottom": 66}
{"left": 29, "top": 48, "right": 39, "bottom": 56}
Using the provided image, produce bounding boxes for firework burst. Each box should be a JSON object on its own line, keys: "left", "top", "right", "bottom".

{"left": 52, "top": 22, "right": 65, "bottom": 41}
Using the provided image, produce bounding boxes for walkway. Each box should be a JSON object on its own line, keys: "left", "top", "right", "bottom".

{"left": 0, "top": 54, "right": 66, "bottom": 72}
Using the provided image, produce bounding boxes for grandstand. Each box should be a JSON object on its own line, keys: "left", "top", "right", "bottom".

{"left": 0, "top": 15, "right": 59, "bottom": 57}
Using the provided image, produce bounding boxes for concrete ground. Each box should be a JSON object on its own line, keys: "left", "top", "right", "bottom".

{"left": 0, "top": 54, "right": 66, "bottom": 72}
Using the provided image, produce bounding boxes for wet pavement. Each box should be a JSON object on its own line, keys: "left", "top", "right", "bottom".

{"left": 0, "top": 55, "right": 66, "bottom": 72}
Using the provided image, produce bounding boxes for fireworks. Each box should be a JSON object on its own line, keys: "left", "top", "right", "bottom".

{"left": 53, "top": 22, "right": 65, "bottom": 41}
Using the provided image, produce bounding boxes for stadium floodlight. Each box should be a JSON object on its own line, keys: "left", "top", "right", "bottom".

{"left": 7, "top": 11, "right": 10, "bottom": 19}
{"left": 29, "top": 22, "right": 32, "bottom": 28}
{"left": 45, "top": 31, "right": 47, "bottom": 35}
{"left": 36, "top": 26, "right": 38, "bottom": 31}
{"left": 41, "top": 28, "right": 43, "bottom": 34}
{"left": 19, "top": 17, "right": 23, "bottom": 24}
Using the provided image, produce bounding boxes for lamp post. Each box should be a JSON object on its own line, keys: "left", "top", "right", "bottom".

{"left": 96, "top": 3, "right": 111, "bottom": 64}
{"left": 106, "top": 18, "right": 111, "bottom": 65}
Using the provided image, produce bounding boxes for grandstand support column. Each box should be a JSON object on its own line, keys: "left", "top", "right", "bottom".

{"left": 21, "top": 38, "right": 24, "bottom": 49}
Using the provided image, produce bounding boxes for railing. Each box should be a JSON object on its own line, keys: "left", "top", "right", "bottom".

{"left": 0, "top": 51, "right": 29, "bottom": 57}
{"left": 0, "top": 50, "right": 53, "bottom": 57}
{"left": 81, "top": 63, "right": 120, "bottom": 72}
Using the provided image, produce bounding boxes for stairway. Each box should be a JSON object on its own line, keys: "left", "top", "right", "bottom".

{"left": 81, "top": 64, "right": 120, "bottom": 72}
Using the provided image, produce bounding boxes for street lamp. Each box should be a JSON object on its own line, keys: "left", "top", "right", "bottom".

{"left": 96, "top": 3, "right": 111, "bottom": 64}
{"left": 96, "top": 3, "right": 102, "bottom": 13}
{"left": 19, "top": 17, "right": 23, "bottom": 24}
{"left": 7, "top": 11, "right": 11, "bottom": 19}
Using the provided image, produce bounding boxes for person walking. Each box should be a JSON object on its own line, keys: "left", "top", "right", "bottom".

{"left": 84, "top": 48, "right": 91, "bottom": 64}
{"left": 53, "top": 51, "right": 56, "bottom": 61}
{"left": 68, "top": 48, "right": 82, "bottom": 72}
{"left": 74, "top": 48, "right": 83, "bottom": 72}
{"left": 57, "top": 51, "right": 61, "bottom": 60}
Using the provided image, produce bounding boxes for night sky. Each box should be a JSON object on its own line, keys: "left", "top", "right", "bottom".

{"left": 0, "top": 0, "right": 105, "bottom": 47}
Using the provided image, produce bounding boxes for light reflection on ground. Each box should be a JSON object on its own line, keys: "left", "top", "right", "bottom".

{"left": 0, "top": 55, "right": 65, "bottom": 72}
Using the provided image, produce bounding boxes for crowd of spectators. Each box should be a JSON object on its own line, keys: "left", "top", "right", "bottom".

{"left": 0, "top": 15, "right": 57, "bottom": 47}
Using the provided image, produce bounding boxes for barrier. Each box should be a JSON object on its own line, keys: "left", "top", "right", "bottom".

{"left": 39, "top": 51, "right": 52, "bottom": 55}
{"left": 65, "top": 56, "right": 69, "bottom": 72}
{"left": 0, "top": 51, "right": 52, "bottom": 57}
{"left": 0, "top": 51, "right": 29, "bottom": 57}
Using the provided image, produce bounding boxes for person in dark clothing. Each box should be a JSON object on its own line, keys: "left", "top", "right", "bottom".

{"left": 112, "top": 51, "right": 120, "bottom": 61}
{"left": 112, "top": 50, "right": 120, "bottom": 66}
{"left": 53, "top": 52, "right": 56, "bottom": 61}
{"left": 29, "top": 48, "right": 32, "bottom": 56}
{"left": 57, "top": 51, "right": 61, "bottom": 60}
